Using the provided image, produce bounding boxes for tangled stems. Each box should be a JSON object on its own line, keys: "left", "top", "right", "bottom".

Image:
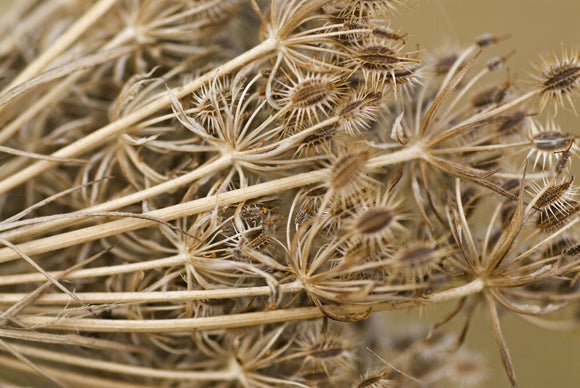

{"left": 1, "top": 1, "right": 580, "bottom": 387}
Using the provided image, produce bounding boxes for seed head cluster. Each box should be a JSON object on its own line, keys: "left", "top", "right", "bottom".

{"left": 0, "top": 1, "right": 578, "bottom": 387}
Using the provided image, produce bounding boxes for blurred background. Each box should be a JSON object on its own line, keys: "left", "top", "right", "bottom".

{"left": 394, "top": 1, "right": 580, "bottom": 387}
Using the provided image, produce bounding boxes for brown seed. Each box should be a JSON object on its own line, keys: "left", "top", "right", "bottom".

{"left": 532, "top": 131, "right": 574, "bottom": 152}
{"left": 310, "top": 345, "right": 345, "bottom": 359}
{"left": 498, "top": 111, "right": 527, "bottom": 134}
{"left": 355, "top": 45, "right": 403, "bottom": 71}
{"left": 537, "top": 202, "right": 579, "bottom": 231}
{"left": 565, "top": 243, "right": 580, "bottom": 256}
{"left": 534, "top": 178, "right": 574, "bottom": 210}
{"left": 302, "top": 124, "right": 336, "bottom": 147}
{"left": 329, "top": 150, "right": 370, "bottom": 194}
{"left": 433, "top": 53, "right": 460, "bottom": 75}
{"left": 542, "top": 65, "right": 580, "bottom": 93}
{"left": 355, "top": 207, "right": 395, "bottom": 236}
{"left": 290, "top": 78, "right": 336, "bottom": 109}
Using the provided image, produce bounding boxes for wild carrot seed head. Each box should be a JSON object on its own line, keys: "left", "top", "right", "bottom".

{"left": 533, "top": 47, "right": 580, "bottom": 111}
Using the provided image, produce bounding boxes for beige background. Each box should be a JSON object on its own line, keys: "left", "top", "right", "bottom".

{"left": 395, "top": 1, "right": 580, "bottom": 387}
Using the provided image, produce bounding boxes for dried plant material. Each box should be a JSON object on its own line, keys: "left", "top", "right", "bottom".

{"left": 0, "top": 1, "right": 579, "bottom": 387}
{"left": 534, "top": 47, "right": 580, "bottom": 111}
{"left": 327, "top": 148, "right": 371, "bottom": 198}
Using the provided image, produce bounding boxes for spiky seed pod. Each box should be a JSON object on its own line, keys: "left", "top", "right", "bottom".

{"left": 297, "top": 123, "right": 338, "bottom": 156}
{"left": 526, "top": 119, "right": 577, "bottom": 169}
{"left": 337, "top": 89, "right": 383, "bottom": 134}
{"left": 347, "top": 38, "right": 418, "bottom": 85}
{"left": 292, "top": 321, "right": 357, "bottom": 378}
{"left": 529, "top": 177, "right": 577, "bottom": 217}
{"left": 190, "top": 77, "right": 232, "bottom": 133}
{"left": 342, "top": 190, "right": 405, "bottom": 254}
{"left": 278, "top": 70, "right": 345, "bottom": 130}
{"left": 389, "top": 241, "right": 448, "bottom": 284}
{"left": 353, "top": 370, "right": 395, "bottom": 388}
{"left": 534, "top": 47, "right": 580, "bottom": 111}
{"left": 327, "top": 148, "right": 371, "bottom": 199}
{"left": 537, "top": 200, "right": 580, "bottom": 231}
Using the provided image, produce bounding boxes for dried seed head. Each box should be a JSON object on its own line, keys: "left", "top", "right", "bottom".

{"left": 529, "top": 177, "right": 577, "bottom": 216}
{"left": 534, "top": 47, "right": 580, "bottom": 111}
{"left": 348, "top": 39, "right": 418, "bottom": 84}
{"left": 337, "top": 89, "right": 382, "bottom": 134}
{"left": 536, "top": 200, "right": 579, "bottom": 231}
{"left": 527, "top": 119, "right": 577, "bottom": 169}
{"left": 327, "top": 148, "right": 371, "bottom": 197}
{"left": 389, "top": 241, "right": 447, "bottom": 283}
{"left": 280, "top": 70, "right": 345, "bottom": 129}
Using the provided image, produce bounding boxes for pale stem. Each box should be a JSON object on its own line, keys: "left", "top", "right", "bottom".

{"left": 0, "top": 353, "right": 149, "bottom": 388}
{"left": 0, "top": 254, "right": 187, "bottom": 286}
{"left": 0, "top": 154, "right": 233, "bottom": 242}
{"left": 1, "top": 0, "right": 119, "bottom": 94}
{"left": 7, "top": 343, "right": 238, "bottom": 381}
{"left": 0, "top": 281, "right": 304, "bottom": 305}
{"left": 15, "top": 279, "right": 485, "bottom": 332}
{"left": 0, "top": 146, "right": 421, "bottom": 263}
{"left": 0, "top": 37, "right": 277, "bottom": 196}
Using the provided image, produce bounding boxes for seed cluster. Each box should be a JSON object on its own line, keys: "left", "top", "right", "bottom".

{"left": 0, "top": 1, "right": 578, "bottom": 387}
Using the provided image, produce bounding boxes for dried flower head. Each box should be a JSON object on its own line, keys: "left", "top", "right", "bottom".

{"left": 277, "top": 69, "right": 345, "bottom": 130}
{"left": 342, "top": 189, "right": 406, "bottom": 254}
{"left": 337, "top": 88, "right": 383, "bottom": 134}
{"left": 534, "top": 47, "right": 580, "bottom": 111}
{"left": 388, "top": 240, "right": 450, "bottom": 284}
{"left": 526, "top": 119, "right": 577, "bottom": 169}
{"left": 326, "top": 147, "right": 372, "bottom": 199}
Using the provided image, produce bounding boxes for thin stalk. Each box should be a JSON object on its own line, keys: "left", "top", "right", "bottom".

{"left": 0, "top": 154, "right": 232, "bottom": 242}
{"left": 14, "top": 279, "right": 484, "bottom": 332}
{"left": 0, "top": 281, "right": 304, "bottom": 305}
{"left": 4, "top": 343, "right": 238, "bottom": 381}
{"left": 1, "top": 0, "right": 119, "bottom": 93}
{"left": 0, "top": 146, "right": 421, "bottom": 263}
{"left": 0, "top": 354, "right": 149, "bottom": 388}
{"left": 0, "top": 254, "right": 187, "bottom": 286}
{"left": 0, "top": 37, "right": 277, "bottom": 195}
